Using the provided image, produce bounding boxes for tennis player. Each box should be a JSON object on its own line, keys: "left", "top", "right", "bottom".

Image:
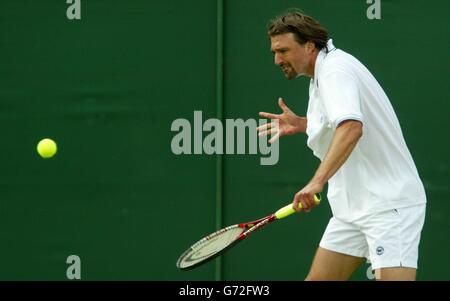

{"left": 257, "top": 10, "right": 427, "bottom": 281}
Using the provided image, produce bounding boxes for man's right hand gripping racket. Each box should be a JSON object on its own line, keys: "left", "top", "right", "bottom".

{"left": 176, "top": 194, "right": 321, "bottom": 270}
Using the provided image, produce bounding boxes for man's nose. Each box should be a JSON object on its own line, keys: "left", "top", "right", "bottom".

{"left": 274, "top": 53, "right": 283, "bottom": 65}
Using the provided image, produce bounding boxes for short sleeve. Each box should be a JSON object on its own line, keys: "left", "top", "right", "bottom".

{"left": 319, "top": 71, "right": 363, "bottom": 128}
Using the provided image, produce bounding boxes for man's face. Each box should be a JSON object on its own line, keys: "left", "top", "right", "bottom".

{"left": 270, "top": 33, "right": 315, "bottom": 79}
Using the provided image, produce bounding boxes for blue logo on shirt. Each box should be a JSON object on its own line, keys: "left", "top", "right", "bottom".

{"left": 376, "top": 246, "right": 384, "bottom": 255}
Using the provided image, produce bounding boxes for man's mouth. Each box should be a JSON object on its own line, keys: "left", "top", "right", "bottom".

{"left": 279, "top": 64, "right": 297, "bottom": 79}
{"left": 280, "top": 64, "right": 290, "bottom": 72}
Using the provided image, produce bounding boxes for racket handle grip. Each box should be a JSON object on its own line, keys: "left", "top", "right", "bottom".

{"left": 274, "top": 194, "right": 321, "bottom": 219}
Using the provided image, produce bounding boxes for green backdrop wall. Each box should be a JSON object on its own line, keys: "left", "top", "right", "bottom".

{"left": 0, "top": 0, "right": 448, "bottom": 280}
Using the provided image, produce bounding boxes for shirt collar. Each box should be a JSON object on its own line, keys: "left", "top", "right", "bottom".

{"left": 312, "top": 39, "right": 336, "bottom": 88}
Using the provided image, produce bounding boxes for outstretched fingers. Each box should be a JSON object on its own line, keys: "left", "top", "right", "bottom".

{"left": 257, "top": 122, "right": 281, "bottom": 141}
{"left": 268, "top": 131, "right": 281, "bottom": 144}
{"left": 256, "top": 122, "right": 276, "bottom": 131}
{"left": 259, "top": 111, "right": 280, "bottom": 119}
{"left": 258, "top": 127, "right": 278, "bottom": 138}
{"left": 278, "top": 97, "right": 290, "bottom": 113}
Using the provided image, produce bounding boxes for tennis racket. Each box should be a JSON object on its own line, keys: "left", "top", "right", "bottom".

{"left": 176, "top": 194, "right": 321, "bottom": 270}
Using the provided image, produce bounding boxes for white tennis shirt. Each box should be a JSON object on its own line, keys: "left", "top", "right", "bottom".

{"left": 306, "top": 39, "right": 426, "bottom": 221}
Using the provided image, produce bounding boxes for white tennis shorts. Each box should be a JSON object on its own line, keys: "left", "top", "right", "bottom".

{"left": 319, "top": 204, "right": 426, "bottom": 270}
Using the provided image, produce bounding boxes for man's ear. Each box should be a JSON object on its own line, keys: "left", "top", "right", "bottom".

{"left": 306, "top": 41, "right": 316, "bottom": 54}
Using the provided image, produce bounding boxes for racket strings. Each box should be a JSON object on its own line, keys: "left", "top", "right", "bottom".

{"left": 178, "top": 226, "right": 244, "bottom": 269}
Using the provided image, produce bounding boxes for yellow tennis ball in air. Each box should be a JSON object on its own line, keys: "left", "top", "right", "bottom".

{"left": 37, "top": 138, "right": 58, "bottom": 158}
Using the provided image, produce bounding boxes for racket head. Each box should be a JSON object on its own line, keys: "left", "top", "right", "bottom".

{"left": 176, "top": 224, "right": 245, "bottom": 270}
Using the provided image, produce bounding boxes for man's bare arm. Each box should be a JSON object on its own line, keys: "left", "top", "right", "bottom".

{"left": 293, "top": 120, "right": 363, "bottom": 211}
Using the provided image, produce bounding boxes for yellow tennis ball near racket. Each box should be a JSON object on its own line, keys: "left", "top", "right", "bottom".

{"left": 37, "top": 138, "right": 57, "bottom": 158}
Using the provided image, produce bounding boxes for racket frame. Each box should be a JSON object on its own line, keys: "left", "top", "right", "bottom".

{"left": 177, "top": 194, "right": 320, "bottom": 270}
{"left": 176, "top": 214, "right": 277, "bottom": 270}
